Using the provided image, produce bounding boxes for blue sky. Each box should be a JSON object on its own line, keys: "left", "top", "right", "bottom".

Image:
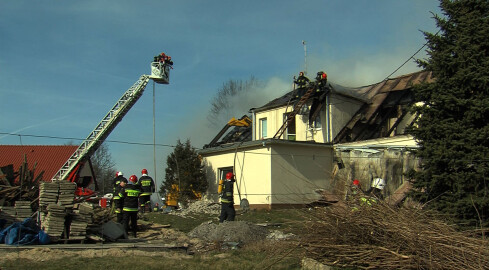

{"left": 0, "top": 1, "right": 441, "bottom": 191}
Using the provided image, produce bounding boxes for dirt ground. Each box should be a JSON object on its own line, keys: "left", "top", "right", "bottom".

{"left": 0, "top": 200, "right": 296, "bottom": 263}
{"left": 0, "top": 247, "right": 194, "bottom": 262}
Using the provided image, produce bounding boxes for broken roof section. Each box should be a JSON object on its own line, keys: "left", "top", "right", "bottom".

{"left": 203, "top": 115, "right": 253, "bottom": 148}
{"left": 203, "top": 70, "right": 433, "bottom": 148}
{"left": 253, "top": 81, "right": 369, "bottom": 113}
{"left": 334, "top": 70, "right": 433, "bottom": 143}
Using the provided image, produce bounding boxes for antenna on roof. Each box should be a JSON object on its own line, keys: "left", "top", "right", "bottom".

{"left": 302, "top": 40, "right": 307, "bottom": 75}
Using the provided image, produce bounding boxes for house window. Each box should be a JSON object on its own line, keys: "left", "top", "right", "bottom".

{"left": 259, "top": 118, "right": 267, "bottom": 139}
{"left": 285, "top": 113, "right": 296, "bottom": 141}
{"left": 313, "top": 115, "right": 322, "bottom": 129}
{"left": 218, "top": 167, "right": 234, "bottom": 181}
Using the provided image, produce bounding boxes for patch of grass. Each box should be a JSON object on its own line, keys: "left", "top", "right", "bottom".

{"left": 236, "top": 208, "right": 311, "bottom": 233}
{"left": 145, "top": 207, "right": 311, "bottom": 234}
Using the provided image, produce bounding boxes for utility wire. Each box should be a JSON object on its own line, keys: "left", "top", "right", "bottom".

{"left": 382, "top": 29, "right": 441, "bottom": 82}
{"left": 0, "top": 132, "right": 176, "bottom": 148}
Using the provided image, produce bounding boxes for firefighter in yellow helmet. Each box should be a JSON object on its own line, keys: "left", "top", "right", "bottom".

{"left": 219, "top": 172, "right": 236, "bottom": 223}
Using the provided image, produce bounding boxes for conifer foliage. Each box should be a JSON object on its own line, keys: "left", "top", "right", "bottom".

{"left": 159, "top": 139, "right": 207, "bottom": 203}
{"left": 408, "top": 0, "right": 489, "bottom": 228}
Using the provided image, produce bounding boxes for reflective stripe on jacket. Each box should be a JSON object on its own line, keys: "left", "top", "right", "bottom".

{"left": 139, "top": 175, "right": 155, "bottom": 195}
{"left": 220, "top": 179, "right": 235, "bottom": 204}
{"left": 119, "top": 184, "right": 142, "bottom": 212}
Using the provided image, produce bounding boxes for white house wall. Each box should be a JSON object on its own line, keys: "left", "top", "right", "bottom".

{"left": 201, "top": 146, "right": 272, "bottom": 207}
{"left": 255, "top": 105, "right": 327, "bottom": 142}
{"left": 255, "top": 106, "right": 291, "bottom": 140}
{"left": 270, "top": 144, "right": 333, "bottom": 206}
{"left": 253, "top": 93, "right": 363, "bottom": 144}
{"left": 200, "top": 142, "right": 334, "bottom": 209}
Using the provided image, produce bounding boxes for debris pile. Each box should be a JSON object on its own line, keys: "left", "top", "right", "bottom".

{"left": 0, "top": 206, "right": 17, "bottom": 225}
{"left": 15, "top": 201, "right": 34, "bottom": 220}
{"left": 300, "top": 202, "right": 489, "bottom": 270}
{"left": 188, "top": 221, "right": 268, "bottom": 244}
{"left": 0, "top": 158, "right": 42, "bottom": 207}
{"left": 172, "top": 199, "right": 220, "bottom": 216}
{"left": 38, "top": 181, "right": 111, "bottom": 242}
{"left": 0, "top": 200, "right": 34, "bottom": 227}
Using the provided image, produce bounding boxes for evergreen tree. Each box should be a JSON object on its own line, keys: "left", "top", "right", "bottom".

{"left": 159, "top": 139, "right": 207, "bottom": 204}
{"left": 408, "top": 0, "right": 489, "bottom": 228}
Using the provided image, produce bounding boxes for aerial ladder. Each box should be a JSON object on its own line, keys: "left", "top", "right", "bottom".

{"left": 51, "top": 60, "right": 171, "bottom": 193}
{"left": 273, "top": 86, "right": 316, "bottom": 139}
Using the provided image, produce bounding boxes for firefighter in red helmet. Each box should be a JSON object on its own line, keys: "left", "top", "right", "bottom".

{"left": 219, "top": 172, "right": 236, "bottom": 223}
{"left": 119, "top": 174, "right": 141, "bottom": 237}
{"left": 315, "top": 71, "right": 328, "bottom": 92}
{"left": 138, "top": 168, "right": 155, "bottom": 213}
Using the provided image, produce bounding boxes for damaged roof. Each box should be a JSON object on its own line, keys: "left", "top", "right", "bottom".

{"left": 203, "top": 70, "right": 434, "bottom": 148}
{"left": 334, "top": 70, "right": 434, "bottom": 143}
{"left": 252, "top": 82, "right": 369, "bottom": 113}
{"left": 203, "top": 115, "right": 253, "bottom": 149}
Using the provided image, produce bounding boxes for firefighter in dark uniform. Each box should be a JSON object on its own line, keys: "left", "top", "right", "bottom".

{"left": 294, "top": 71, "right": 310, "bottom": 99}
{"left": 112, "top": 171, "right": 127, "bottom": 223}
{"left": 119, "top": 175, "right": 142, "bottom": 237}
{"left": 219, "top": 172, "right": 236, "bottom": 223}
{"left": 138, "top": 168, "right": 155, "bottom": 213}
{"left": 315, "top": 71, "right": 328, "bottom": 92}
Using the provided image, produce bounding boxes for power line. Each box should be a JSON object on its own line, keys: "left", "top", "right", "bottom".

{"left": 0, "top": 131, "right": 176, "bottom": 148}
{"left": 382, "top": 29, "right": 441, "bottom": 82}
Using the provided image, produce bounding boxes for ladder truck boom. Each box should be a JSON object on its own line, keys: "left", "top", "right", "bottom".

{"left": 52, "top": 61, "right": 170, "bottom": 181}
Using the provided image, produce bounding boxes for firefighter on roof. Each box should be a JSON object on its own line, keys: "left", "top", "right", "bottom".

{"left": 315, "top": 71, "right": 328, "bottom": 92}
{"left": 294, "top": 71, "right": 310, "bottom": 99}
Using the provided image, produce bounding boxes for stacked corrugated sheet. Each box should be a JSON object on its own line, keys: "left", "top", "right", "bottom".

{"left": 39, "top": 182, "right": 59, "bottom": 206}
{"left": 0, "top": 206, "right": 17, "bottom": 225}
{"left": 68, "top": 203, "right": 94, "bottom": 240}
{"left": 58, "top": 182, "right": 76, "bottom": 206}
{"left": 14, "top": 200, "right": 33, "bottom": 220}
{"left": 42, "top": 204, "right": 66, "bottom": 239}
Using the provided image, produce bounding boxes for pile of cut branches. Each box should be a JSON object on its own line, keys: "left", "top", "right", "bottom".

{"left": 300, "top": 202, "right": 489, "bottom": 270}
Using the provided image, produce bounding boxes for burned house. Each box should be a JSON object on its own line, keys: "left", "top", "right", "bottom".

{"left": 199, "top": 70, "right": 433, "bottom": 209}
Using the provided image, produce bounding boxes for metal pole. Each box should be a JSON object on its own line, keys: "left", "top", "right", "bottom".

{"left": 153, "top": 80, "right": 159, "bottom": 200}
{"left": 302, "top": 40, "right": 307, "bottom": 75}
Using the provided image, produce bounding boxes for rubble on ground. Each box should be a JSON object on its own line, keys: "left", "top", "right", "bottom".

{"left": 171, "top": 199, "right": 221, "bottom": 216}
{"left": 188, "top": 221, "right": 268, "bottom": 244}
{"left": 266, "top": 230, "right": 295, "bottom": 240}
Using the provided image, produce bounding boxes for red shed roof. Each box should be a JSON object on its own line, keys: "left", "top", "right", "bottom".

{"left": 0, "top": 145, "right": 78, "bottom": 181}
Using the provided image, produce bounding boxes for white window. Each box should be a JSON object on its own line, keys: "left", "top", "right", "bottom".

{"left": 313, "top": 115, "right": 322, "bottom": 129}
{"left": 285, "top": 113, "right": 296, "bottom": 141}
{"left": 259, "top": 118, "right": 267, "bottom": 139}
